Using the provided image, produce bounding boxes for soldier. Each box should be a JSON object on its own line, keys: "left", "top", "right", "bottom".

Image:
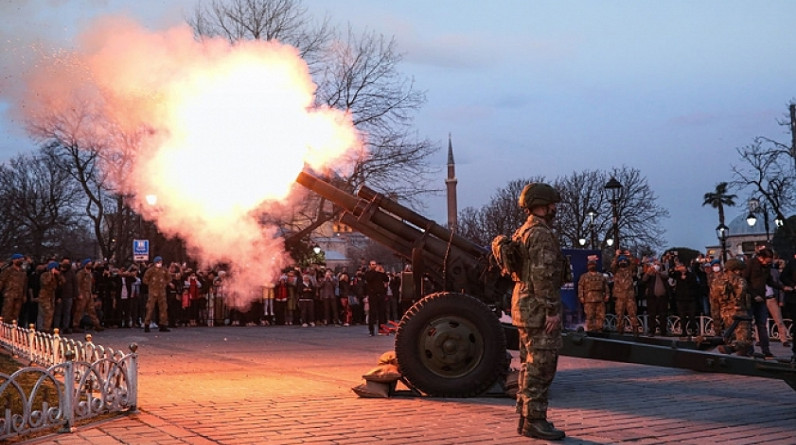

{"left": 39, "top": 261, "right": 65, "bottom": 332}
{"left": 714, "top": 258, "right": 752, "bottom": 356}
{"left": 73, "top": 259, "right": 104, "bottom": 333}
{"left": 142, "top": 256, "right": 171, "bottom": 332}
{"left": 510, "top": 182, "right": 569, "bottom": 441}
{"left": 578, "top": 256, "right": 610, "bottom": 332}
{"left": 611, "top": 252, "right": 639, "bottom": 335}
{"left": 706, "top": 259, "right": 725, "bottom": 335}
{"left": 0, "top": 253, "right": 29, "bottom": 323}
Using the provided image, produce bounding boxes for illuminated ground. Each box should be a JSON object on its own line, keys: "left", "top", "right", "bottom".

{"left": 21, "top": 324, "right": 796, "bottom": 444}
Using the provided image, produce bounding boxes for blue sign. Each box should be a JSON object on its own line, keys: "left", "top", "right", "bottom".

{"left": 133, "top": 239, "right": 149, "bottom": 262}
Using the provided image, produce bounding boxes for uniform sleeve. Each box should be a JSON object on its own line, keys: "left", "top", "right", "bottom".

{"left": 526, "top": 228, "right": 563, "bottom": 316}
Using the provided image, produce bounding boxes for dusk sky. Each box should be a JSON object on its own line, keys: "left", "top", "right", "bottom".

{"left": 1, "top": 1, "right": 795, "bottom": 252}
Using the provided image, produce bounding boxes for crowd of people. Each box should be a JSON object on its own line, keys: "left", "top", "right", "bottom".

{"left": 0, "top": 253, "right": 411, "bottom": 337}
{"left": 577, "top": 247, "right": 795, "bottom": 360}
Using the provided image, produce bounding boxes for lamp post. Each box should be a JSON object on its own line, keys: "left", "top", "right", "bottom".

{"left": 716, "top": 223, "right": 729, "bottom": 263}
{"left": 586, "top": 206, "right": 597, "bottom": 249}
{"left": 746, "top": 198, "right": 771, "bottom": 242}
{"left": 604, "top": 177, "right": 622, "bottom": 250}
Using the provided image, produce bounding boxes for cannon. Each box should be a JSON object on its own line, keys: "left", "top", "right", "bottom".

{"left": 295, "top": 171, "right": 796, "bottom": 394}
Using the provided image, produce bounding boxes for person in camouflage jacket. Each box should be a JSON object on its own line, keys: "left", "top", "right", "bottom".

{"left": 1, "top": 254, "right": 28, "bottom": 323}
{"left": 510, "top": 182, "right": 569, "bottom": 441}
{"left": 713, "top": 258, "right": 752, "bottom": 356}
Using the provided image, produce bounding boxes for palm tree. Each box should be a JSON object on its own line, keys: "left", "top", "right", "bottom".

{"left": 702, "top": 182, "right": 737, "bottom": 227}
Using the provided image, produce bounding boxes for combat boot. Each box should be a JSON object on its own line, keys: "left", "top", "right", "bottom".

{"left": 522, "top": 419, "right": 565, "bottom": 440}
{"left": 517, "top": 415, "right": 525, "bottom": 435}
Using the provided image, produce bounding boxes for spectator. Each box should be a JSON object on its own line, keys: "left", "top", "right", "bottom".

{"left": 767, "top": 257, "right": 790, "bottom": 346}
{"left": 364, "top": 260, "right": 389, "bottom": 336}
{"left": 298, "top": 273, "right": 316, "bottom": 327}
{"left": 274, "top": 271, "right": 290, "bottom": 325}
{"left": 578, "top": 256, "right": 609, "bottom": 333}
{"left": 53, "top": 257, "right": 77, "bottom": 334}
{"left": 669, "top": 261, "right": 700, "bottom": 336}
{"left": 388, "top": 272, "right": 401, "bottom": 322}
{"left": 337, "top": 269, "right": 352, "bottom": 327}
{"left": 142, "top": 256, "right": 171, "bottom": 333}
{"left": 72, "top": 259, "right": 103, "bottom": 333}
{"left": 0, "top": 253, "right": 29, "bottom": 324}
{"left": 263, "top": 280, "right": 275, "bottom": 326}
{"left": 643, "top": 260, "right": 671, "bottom": 336}
{"left": 743, "top": 248, "right": 778, "bottom": 358}
{"left": 706, "top": 259, "right": 725, "bottom": 335}
{"left": 611, "top": 252, "right": 639, "bottom": 335}
{"left": 39, "top": 262, "right": 64, "bottom": 333}
{"left": 318, "top": 269, "right": 338, "bottom": 326}
{"left": 778, "top": 253, "right": 796, "bottom": 363}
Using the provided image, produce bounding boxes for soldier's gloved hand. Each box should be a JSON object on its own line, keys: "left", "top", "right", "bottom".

{"left": 754, "top": 296, "right": 764, "bottom": 303}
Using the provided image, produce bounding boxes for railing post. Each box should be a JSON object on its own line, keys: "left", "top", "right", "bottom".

{"left": 128, "top": 343, "right": 139, "bottom": 413}
{"left": 60, "top": 350, "right": 76, "bottom": 433}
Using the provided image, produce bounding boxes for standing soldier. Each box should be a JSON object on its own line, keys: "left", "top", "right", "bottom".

{"left": 714, "top": 258, "right": 752, "bottom": 356}
{"left": 611, "top": 251, "right": 639, "bottom": 335}
{"left": 39, "top": 262, "right": 65, "bottom": 332}
{"left": 578, "top": 256, "right": 610, "bottom": 333}
{"left": 73, "top": 259, "right": 104, "bottom": 333}
{"left": 510, "top": 182, "right": 569, "bottom": 441}
{"left": 706, "top": 259, "right": 725, "bottom": 335}
{"left": 142, "top": 256, "right": 171, "bottom": 332}
{"left": 1, "top": 253, "right": 28, "bottom": 324}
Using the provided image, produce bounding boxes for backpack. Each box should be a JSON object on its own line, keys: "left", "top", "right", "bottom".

{"left": 491, "top": 235, "right": 523, "bottom": 278}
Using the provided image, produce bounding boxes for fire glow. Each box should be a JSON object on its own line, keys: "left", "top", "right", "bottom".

{"left": 19, "top": 17, "right": 362, "bottom": 305}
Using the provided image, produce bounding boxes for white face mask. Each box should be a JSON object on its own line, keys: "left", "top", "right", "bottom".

{"left": 155, "top": 263, "right": 162, "bottom": 268}
{"left": 712, "top": 265, "right": 721, "bottom": 273}
{"left": 652, "top": 265, "right": 660, "bottom": 271}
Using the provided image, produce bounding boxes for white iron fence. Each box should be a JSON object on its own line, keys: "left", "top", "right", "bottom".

{"left": 0, "top": 320, "right": 138, "bottom": 441}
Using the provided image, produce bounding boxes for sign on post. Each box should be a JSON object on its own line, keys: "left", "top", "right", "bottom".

{"left": 133, "top": 239, "right": 149, "bottom": 262}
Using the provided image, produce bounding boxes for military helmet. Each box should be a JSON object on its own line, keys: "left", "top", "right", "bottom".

{"left": 724, "top": 258, "right": 746, "bottom": 272}
{"left": 518, "top": 182, "right": 561, "bottom": 209}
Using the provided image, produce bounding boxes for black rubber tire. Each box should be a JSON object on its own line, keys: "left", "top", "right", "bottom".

{"left": 395, "top": 291, "right": 508, "bottom": 397}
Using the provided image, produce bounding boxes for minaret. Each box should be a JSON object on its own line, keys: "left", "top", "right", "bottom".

{"left": 446, "top": 133, "right": 458, "bottom": 232}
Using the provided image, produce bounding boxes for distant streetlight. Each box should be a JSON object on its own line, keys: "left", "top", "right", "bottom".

{"left": 606, "top": 238, "right": 614, "bottom": 247}
{"left": 747, "top": 198, "right": 771, "bottom": 241}
{"left": 586, "top": 206, "right": 597, "bottom": 249}
{"left": 604, "top": 177, "right": 622, "bottom": 249}
{"left": 145, "top": 194, "right": 158, "bottom": 206}
{"left": 715, "top": 224, "right": 729, "bottom": 263}
{"left": 578, "top": 237, "right": 587, "bottom": 247}
{"left": 313, "top": 244, "right": 322, "bottom": 255}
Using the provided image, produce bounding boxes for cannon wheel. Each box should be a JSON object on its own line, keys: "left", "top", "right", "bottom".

{"left": 395, "top": 291, "right": 508, "bottom": 397}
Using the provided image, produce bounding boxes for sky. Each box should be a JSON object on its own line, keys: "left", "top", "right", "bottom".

{"left": 1, "top": 0, "right": 795, "bottom": 253}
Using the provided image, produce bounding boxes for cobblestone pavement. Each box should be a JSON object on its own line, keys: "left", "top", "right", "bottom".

{"left": 19, "top": 325, "right": 796, "bottom": 445}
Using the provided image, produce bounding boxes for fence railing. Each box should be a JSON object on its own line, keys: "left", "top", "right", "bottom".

{"left": 0, "top": 319, "right": 138, "bottom": 441}
{"left": 604, "top": 314, "right": 793, "bottom": 340}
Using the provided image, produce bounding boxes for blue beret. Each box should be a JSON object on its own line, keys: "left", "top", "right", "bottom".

{"left": 153, "top": 256, "right": 163, "bottom": 263}
{"left": 81, "top": 258, "right": 92, "bottom": 267}
{"left": 618, "top": 255, "right": 628, "bottom": 262}
{"left": 11, "top": 253, "right": 23, "bottom": 260}
{"left": 710, "top": 259, "right": 721, "bottom": 266}
{"left": 47, "top": 261, "right": 59, "bottom": 270}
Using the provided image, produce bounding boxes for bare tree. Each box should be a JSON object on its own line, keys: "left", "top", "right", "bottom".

{"left": 0, "top": 147, "right": 83, "bottom": 260}
{"left": 457, "top": 167, "right": 668, "bottom": 254}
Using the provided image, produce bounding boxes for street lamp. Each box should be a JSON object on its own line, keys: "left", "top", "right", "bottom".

{"left": 313, "top": 244, "right": 322, "bottom": 255}
{"left": 715, "top": 223, "right": 729, "bottom": 263}
{"left": 747, "top": 198, "right": 770, "bottom": 242}
{"left": 604, "top": 177, "right": 622, "bottom": 249}
{"left": 586, "top": 206, "right": 597, "bottom": 249}
{"left": 578, "top": 237, "right": 587, "bottom": 247}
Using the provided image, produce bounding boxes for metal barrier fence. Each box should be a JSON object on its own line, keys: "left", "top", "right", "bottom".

{"left": 0, "top": 320, "right": 138, "bottom": 441}
{"left": 604, "top": 314, "right": 794, "bottom": 340}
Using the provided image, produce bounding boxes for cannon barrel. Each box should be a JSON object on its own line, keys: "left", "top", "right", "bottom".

{"left": 295, "top": 170, "right": 503, "bottom": 300}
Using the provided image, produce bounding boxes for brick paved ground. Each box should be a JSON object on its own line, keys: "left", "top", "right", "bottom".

{"left": 18, "top": 325, "right": 796, "bottom": 445}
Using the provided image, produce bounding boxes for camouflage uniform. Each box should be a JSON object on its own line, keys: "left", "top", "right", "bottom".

{"left": 143, "top": 265, "right": 171, "bottom": 327}
{"left": 707, "top": 269, "right": 725, "bottom": 334}
{"left": 73, "top": 266, "right": 102, "bottom": 329}
{"left": 0, "top": 264, "right": 28, "bottom": 323}
{"left": 39, "top": 269, "right": 64, "bottom": 332}
{"left": 511, "top": 214, "right": 569, "bottom": 422}
{"left": 578, "top": 270, "right": 609, "bottom": 332}
{"left": 611, "top": 258, "right": 639, "bottom": 334}
{"left": 711, "top": 270, "right": 752, "bottom": 355}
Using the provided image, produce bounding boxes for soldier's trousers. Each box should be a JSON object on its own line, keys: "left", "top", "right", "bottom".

{"left": 516, "top": 329, "right": 559, "bottom": 420}
{"left": 721, "top": 311, "right": 751, "bottom": 352}
{"left": 583, "top": 302, "right": 605, "bottom": 332}
{"left": 144, "top": 291, "right": 169, "bottom": 327}
{"left": 2, "top": 294, "right": 24, "bottom": 323}
{"left": 38, "top": 297, "right": 54, "bottom": 332}
{"left": 614, "top": 295, "right": 638, "bottom": 333}
{"left": 709, "top": 293, "right": 724, "bottom": 334}
{"left": 72, "top": 294, "right": 101, "bottom": 328}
